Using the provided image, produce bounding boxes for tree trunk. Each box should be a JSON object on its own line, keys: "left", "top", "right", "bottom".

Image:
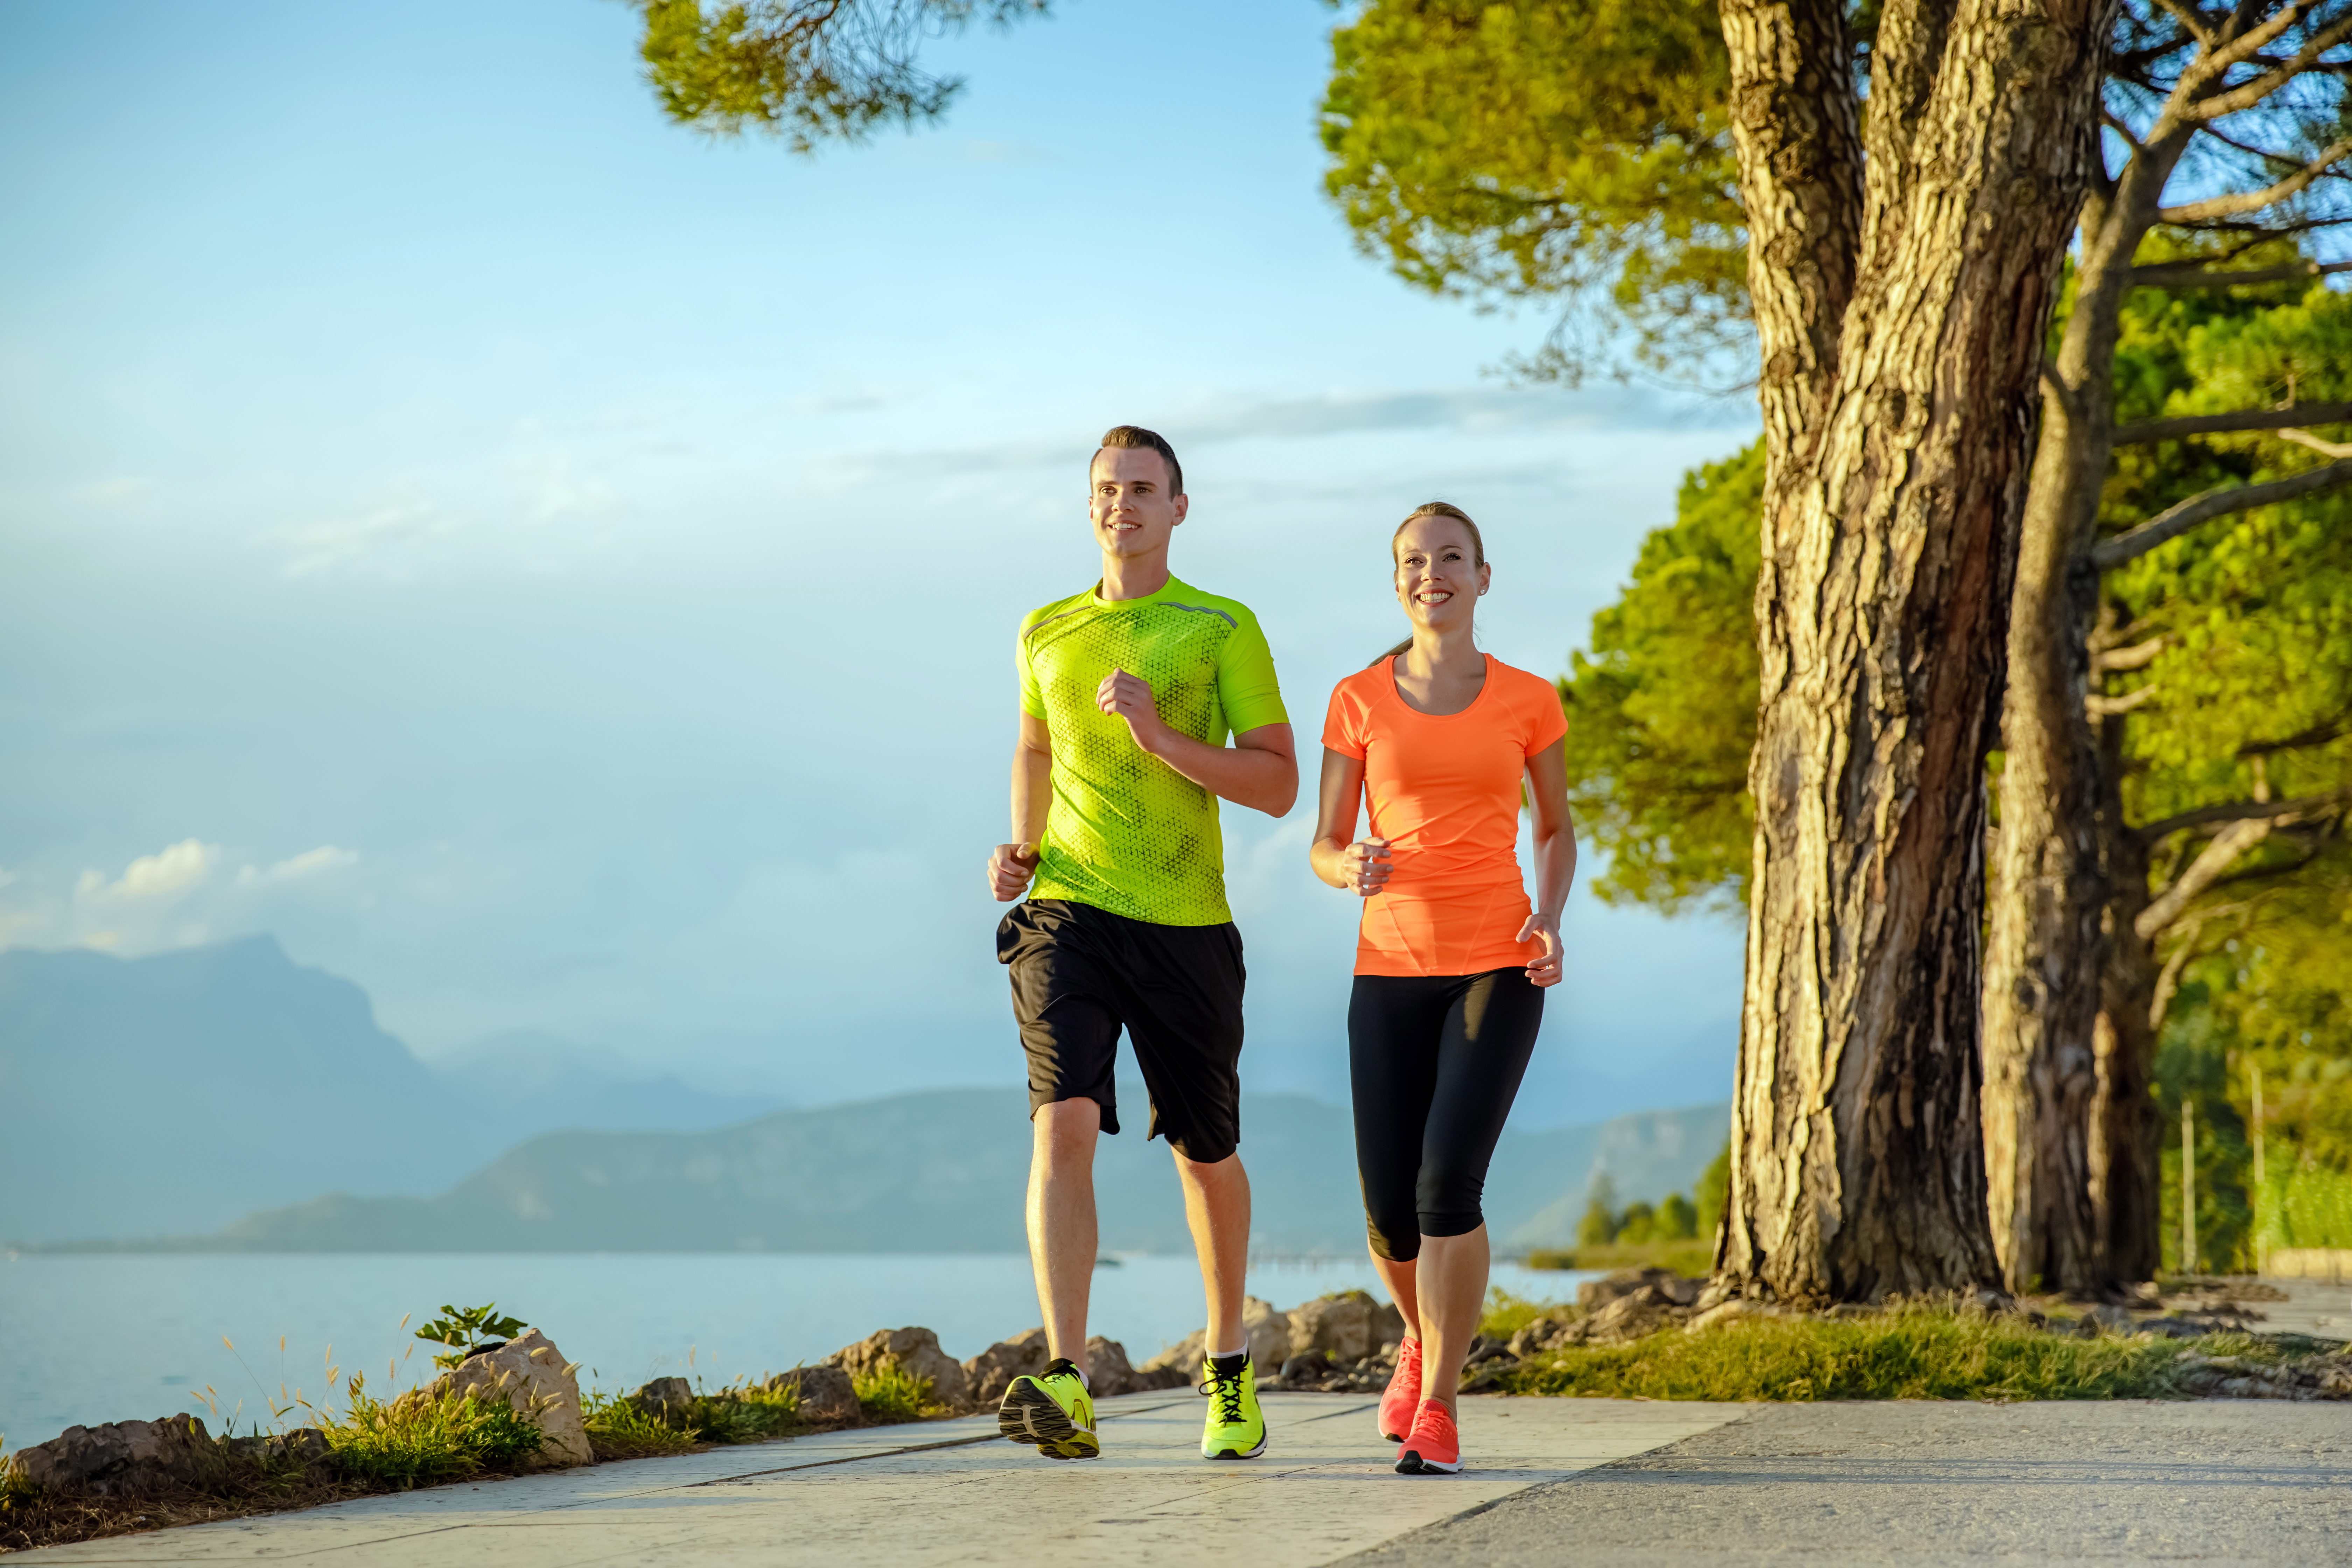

{"left": 1981, "top": 462, "right": 2107, "bottom": 1293}
{"left": 1978, "top": 95, "right": 2191, "bottom": 1297}
{"left": 2094, "top": 784, "right": 2163, "bottom": 1283}
{"left": 1719, "top": 0, "right": 2112, "bottom": 1302}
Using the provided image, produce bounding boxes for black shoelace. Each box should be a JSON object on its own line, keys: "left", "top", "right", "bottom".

{"left": 1201, "top": 1362, "right": 1247, "bottom": 1425}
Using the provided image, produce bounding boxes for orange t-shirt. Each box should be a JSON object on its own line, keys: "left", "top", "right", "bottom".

{"left": 1321, "top": 654, "right": 1568, "bottom": 977}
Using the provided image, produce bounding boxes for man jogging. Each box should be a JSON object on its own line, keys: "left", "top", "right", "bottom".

{"left": 987, "top": 425, "right": 1296, "bottom": 1463}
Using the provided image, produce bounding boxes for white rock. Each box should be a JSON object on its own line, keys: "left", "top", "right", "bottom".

{"left": 421, "top": 1328, "right": 593, "bottom": 1468}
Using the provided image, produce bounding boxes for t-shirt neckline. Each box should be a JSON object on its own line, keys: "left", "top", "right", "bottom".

{"left": 1090, "top": 573, "right": 1188, "bottom": 609}
{"left": 1384, "top": 652, "right": 1496, "bottom": 719}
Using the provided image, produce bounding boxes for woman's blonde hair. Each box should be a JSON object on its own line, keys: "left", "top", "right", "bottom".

{"left": 1372, "top": 502, "right": 1486, "bottom": 665}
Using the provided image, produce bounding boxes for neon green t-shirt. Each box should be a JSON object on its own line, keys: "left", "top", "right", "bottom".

{"left": 1017, "top": 574, "right": 1288, "bottom": 926}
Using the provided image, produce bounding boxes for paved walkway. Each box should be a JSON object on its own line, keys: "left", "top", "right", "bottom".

{"left": 2251, "top": 1276, "right": 2352, "bottom": 1341}
{"left": 1353, "top": 1400, "right": 2352, "bottom": 1567}
{"left": 15, "top": 1393, "right": 1746, "bottom": 1566}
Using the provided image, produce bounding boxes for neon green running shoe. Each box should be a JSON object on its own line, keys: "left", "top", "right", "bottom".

{"left": 1199, "top": 1352, "right": 1268, "bottom": 1460}
{"left": 998, "top": 1357, "right": 1099, "bottom": 1460}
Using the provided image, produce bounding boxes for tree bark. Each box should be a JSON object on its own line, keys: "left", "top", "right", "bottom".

{"left": 1721, "top": 0, "right": 2111, "bottom": 1303}
{"left": 2093, "top": 718, "right": 2161, "bottom": 1282}
{"left": 1980, "top": 103, "right": 2191, "bottom": 1295}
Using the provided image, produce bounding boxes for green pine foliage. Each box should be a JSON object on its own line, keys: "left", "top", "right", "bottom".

{"left": 1319, "top": 0, "right": 1745, "bottom": 384}
{"left": 1559, "top": 443, "right": 1763, "bottom": 912}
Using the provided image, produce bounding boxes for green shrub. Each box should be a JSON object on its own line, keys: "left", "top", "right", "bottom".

{"left": 326, "top": 1375, "right": 547, "bottom": 1489}
{"left": 853, "top": 1364, "right": 935, "bottom": 1424}
{"left": 1479, "top": 1288, "right": 1573, "bottom": 1341}
{"left": 1500, "top": 1304, "right": 2250, "bottom": 1402}
{"left": 1617, "top": 1200, "right": 1658, "bottom": 1244}
{"left": 690, "top": 1384, "right": 802, "bottom": 1445}
{"left": 579, "top": 1389, "right": 698, "bottom": 1457}
{"left": 1522, "top": 1238, "right": 1715, "bottom": 1277}
{"left": 1659, "top": 1191, "right": 1700, "bottom": 1240}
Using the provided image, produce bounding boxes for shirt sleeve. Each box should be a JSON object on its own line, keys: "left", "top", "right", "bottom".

{"left": 1016, "top": 619, "right": 1045, "bottom": 721}
{"left": 1524, "top": 670, "right": 1568, "bottom": 756}
{"left": 1321, "top": 679, "right": 1367, "bottom": 760}
{"left": 1217, "top": 608, "right": 1289, "bottom": 736}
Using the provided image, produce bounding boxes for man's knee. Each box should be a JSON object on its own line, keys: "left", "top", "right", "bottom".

{"left": 1033, "top": 1096, "right": 1101, "bottom": 1164}
{"left": 1172, "top": 1148, "right": 1245, "bottom": 1189}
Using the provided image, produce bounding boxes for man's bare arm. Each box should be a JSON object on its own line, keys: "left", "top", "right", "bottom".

{"left": 988, "top": 712, "right": 1053, "bottom": 901}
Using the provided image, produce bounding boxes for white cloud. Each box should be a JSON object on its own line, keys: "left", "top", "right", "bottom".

{"left": 269, "top": 500, "right": 459, "bottom": 578}
{"left": 237, "top": 846, "right": 359, "bottom": 887}
{"left": 89, "top": 839, "right": 221, "bottom": 901}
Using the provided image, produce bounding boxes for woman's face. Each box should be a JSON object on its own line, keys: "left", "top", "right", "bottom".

{"left": 1392, "top": 515, "right": 1489, "bottom": 635}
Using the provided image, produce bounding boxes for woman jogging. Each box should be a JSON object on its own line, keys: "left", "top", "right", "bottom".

{"left": 1309, "top": 501, "right": 1577, "bottom": 1476}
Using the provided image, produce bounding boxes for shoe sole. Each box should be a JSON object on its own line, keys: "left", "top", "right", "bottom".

{"left": 1395, "top": 1448, "right": 1462, "bottom": 1475}
{"left": 1203, "top": 1435, "right": 1269, "bottom": 1460}
{"left": 997, "top": 1380, "right": 1099, "bottom": 1460}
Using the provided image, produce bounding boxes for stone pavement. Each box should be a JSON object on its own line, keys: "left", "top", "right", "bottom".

{"left": 2252, "top": 1276, "right": 2352, "bottom": 1341}
{"left": 1351, "top": 1399, "right": 2352, "bottom": 1567}
{"left": 11, "top": 1392, "right": 1746, "bottom": 1566}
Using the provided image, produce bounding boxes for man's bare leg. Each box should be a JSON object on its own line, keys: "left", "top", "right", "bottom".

{"left": 1174, "top": 1150, "right": 1251, "bottom": 1357}
{"left": 1027, "top": 1097, "right": 1101, "bottom": 1376}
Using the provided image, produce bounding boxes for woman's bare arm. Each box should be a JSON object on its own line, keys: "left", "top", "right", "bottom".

{"left": 1309, "top": 746, "right": 1390, "bottom": 895}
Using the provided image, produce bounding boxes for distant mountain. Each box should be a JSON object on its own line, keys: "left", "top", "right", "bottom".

{"left": 3, "top": 933, "right": 1726, "bottom": 1253}
{"left": 0, "top": 936, "right": 504, "bottom": 1241}
{"left": 38, "top": 1087, "right": 1727, "bottom": 1255}
{"left": 420, "top": 1030, "right": 786, "bottom": 1138}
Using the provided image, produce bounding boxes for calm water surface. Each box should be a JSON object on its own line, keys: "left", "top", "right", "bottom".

{"left": 0, "top": 1253, "right": 1590, "bottom": 1449}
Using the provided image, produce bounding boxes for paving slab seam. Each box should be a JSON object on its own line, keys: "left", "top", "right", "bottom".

{"left": 681, "top": 1395, "right": 1195, "bottom": 1486}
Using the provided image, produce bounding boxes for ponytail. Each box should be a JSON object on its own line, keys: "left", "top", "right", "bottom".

{"left": 1371, "top": 501, "right": 1486, "bottom": 667}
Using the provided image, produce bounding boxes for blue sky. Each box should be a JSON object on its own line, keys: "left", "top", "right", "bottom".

{"left": 0, "top": 0, "right": 1756, "bottom": 1124}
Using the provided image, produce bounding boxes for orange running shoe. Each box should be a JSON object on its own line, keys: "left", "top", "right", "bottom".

{"left": 1395, "top": 1398, "right": 1461, "bottom": 1475}
{"left": 1377, "top": 1335, "right": 1423, "bottom": 1443}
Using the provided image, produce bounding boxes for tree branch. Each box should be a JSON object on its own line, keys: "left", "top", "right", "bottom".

{"left": 2087, "top": 683, "right": 2161, "bottom": 716}
{"left": 2112, "top": 398, "right": 2352, "bottom": 442}
{"left": 2094, "top": 635, "right": 2167, "bottom": 672}
{"left": 2092, "top": 458, "right": 2352, "bottom": 568}
{"left": 2278, "top": 426, "right": 2352, "bottom": 457}
{"left": 2137, "top": 816, "right": 2277, "bottom": 939}
{"left": 2135, "top": 786, "right": 2352, "bottom": 847}
{"left": 2190, "top": 12, "right": 2352, "bottom": 120}
{"left": 2159, "top": 136, "right": 2352, "bottom": 221}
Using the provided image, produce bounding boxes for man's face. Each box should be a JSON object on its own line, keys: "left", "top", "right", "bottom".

{"left": 1088, "top": 447, "right": 1187, "bottom": 559}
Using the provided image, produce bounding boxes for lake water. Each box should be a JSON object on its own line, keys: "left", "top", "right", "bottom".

{"left": 0, "top": 1253, "right": 1592, "bottom": 1450}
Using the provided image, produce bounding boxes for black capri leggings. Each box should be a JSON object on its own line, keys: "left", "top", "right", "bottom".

{"left": 1350, "top": 967, "right": 1544, "bottom": 1261}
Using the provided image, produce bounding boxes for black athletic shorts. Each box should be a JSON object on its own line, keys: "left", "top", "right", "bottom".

{"left": 996, "top": 897, "right": 1246, "bottom": 1164}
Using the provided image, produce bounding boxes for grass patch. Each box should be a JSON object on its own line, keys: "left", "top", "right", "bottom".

{"left": 1524, "top": 1240, "right": 1715, "bottom": 1277}
{"left": 324, "top": 1377, "right": 548, "bottom": 1490}
{"left": 1499, "top": 1304, "right": 2263, "bottom": 1402}
{"left": 578, "top": 1391, "right": 698, "bottom": 1459}
{"left": 580, "top": 1379, "right": 803, "bottom": 1458}
{"left": 852, "top": 1364, "right": 937, "bottom": 1424}
{"left": 1480, "top": 1288, "right": 1574, "bottom": 1342}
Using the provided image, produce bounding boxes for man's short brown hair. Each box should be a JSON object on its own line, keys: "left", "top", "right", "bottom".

{"left": 1094, "top": 425, "right": 1184, "bottom": 497}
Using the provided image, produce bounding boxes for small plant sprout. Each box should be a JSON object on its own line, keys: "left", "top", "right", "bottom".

{"left": 414, "top": 1304, "right": 526, "bottom": 1371}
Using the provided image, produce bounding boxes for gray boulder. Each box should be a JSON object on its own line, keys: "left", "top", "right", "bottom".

{"left": 627, "top": 1376, "right": 697, "bottom": 1427}
{"left": 3, "top": 1414, "right": 225, "bottom": 1498}
{"left": 1579, "top": 1268, "right": 1702, "bottom": 1311}
{"left": 827, "top": 1326, "right": 972, "bottom": 1412}
{"left": 1286, "top": 1291, "right": 1404, "bottom": 1364}
{"left": 220, "top": 1427, "right": 336, "bottom": 1481}
{"left": 962, "top": 1328, "right": 1049, "bottom": 1408}
{"left": 765, "top": 1365, "right": 860, "bottom": 1425}
{"left": 1140, "top": 1295, "right": 1292, "bottom": 1378}
{"left": 1084, "top": 1336, "right": 1138, "bottom": 1397}
{"left": 1580, "top": 1285, "right": 1687, "bottom": 1344}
